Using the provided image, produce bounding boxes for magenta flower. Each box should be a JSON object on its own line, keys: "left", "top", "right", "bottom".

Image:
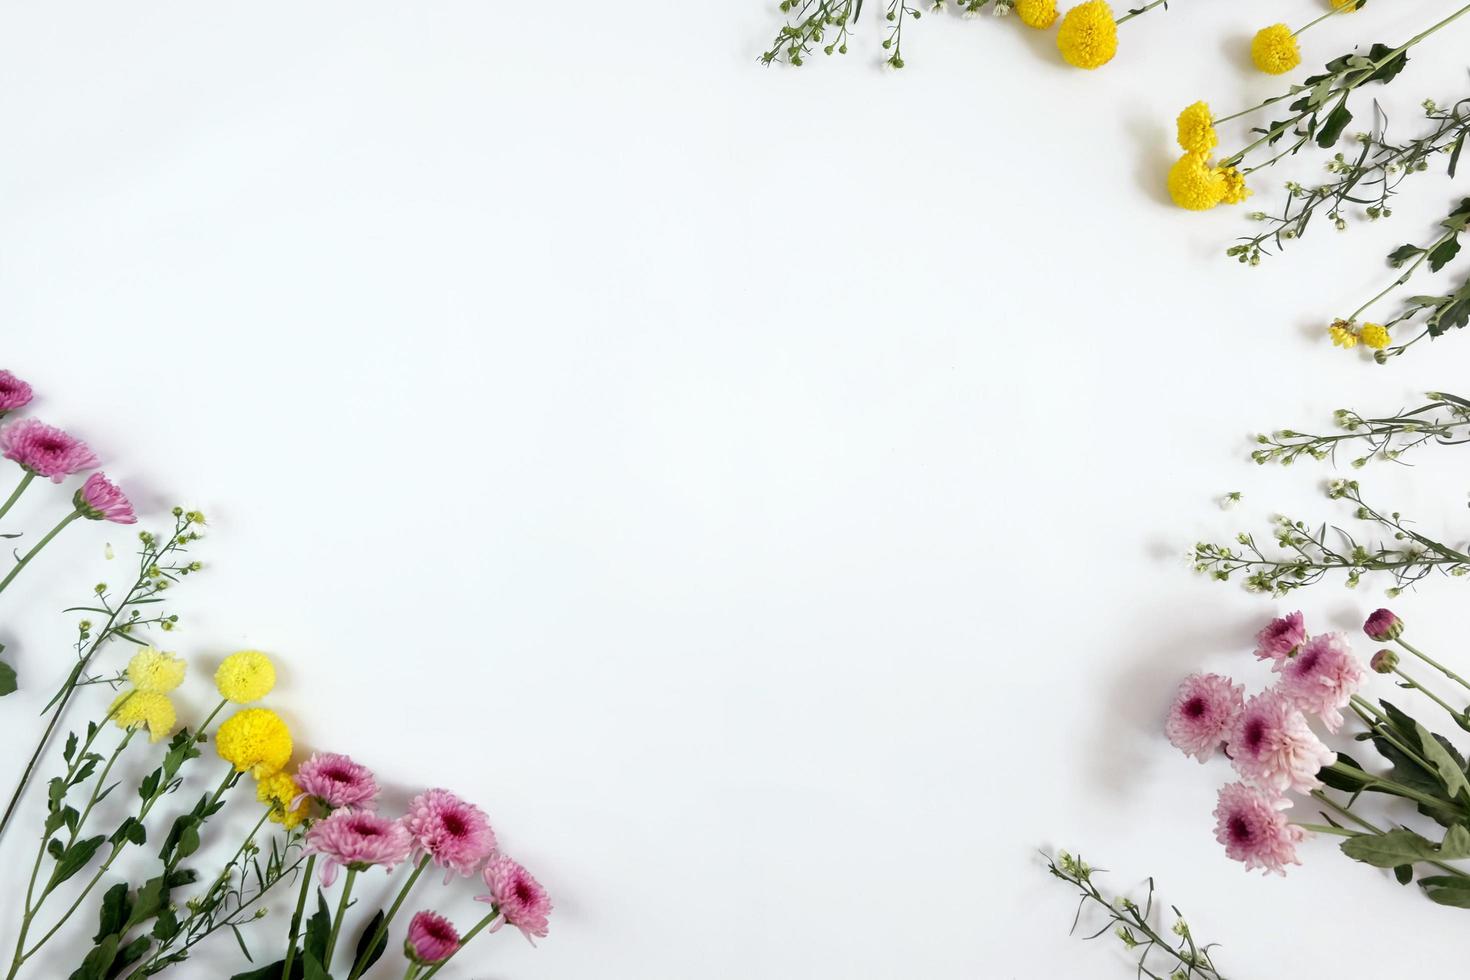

{"left": 1253, "top": 611, "right": 1307, "bottom": 667}
{"left": 1165, "top": 673, "right": 1244, "bottom": 762}
{"left": 1364, "top": 608, "right": 1404, "bottom": 643}
{"left": 404, "top": 910, "right": 461, "bottom": 964}
{"left": 0, "top": 371, "right": 33, "bottom": 414}
{"left": 477, "top": 854, "right": 552, "bottom": 942}
{"left": 1227, "top": 690, "right": 1335, "bottom": 794}
{"left": 1275, "top": 632, "right": 1364, "bottom": 733}
{"left": 0, "top": 419, "right": 98, "bottom": 482}
{"left": 1214, "top": 781, "right": 1306, "bottom": 876}
{"left": 73, "top": 473, "right": 136, "bottom": 525}
{"left": 295, "top": 752, "right": 379, "bottom": 811}
{"left": 304, "top": 809, "right": 413, "bottom": 886}
{"left": 405, "top": 788, "right": 497, "bottom": 879}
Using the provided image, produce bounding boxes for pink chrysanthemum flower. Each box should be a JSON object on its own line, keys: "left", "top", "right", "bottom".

{"left": 1165, "top": 673, "right": 1244, "bottom": 762}
{"left": 405, "top": 910, "right": 461, "bottom": 964}
{"left": 0, "top": 419, "right": 98, "bottom": 482}
{"left": 1254, "top": 611, "right": 1307, "bottom": 667}
{"left": 295, "top": 752, "right": 379, "bottom": 811}
{"left": 1214, "top": 781, "right": 1306, "bottom": 876}
{"left": 477, "top": 854, "right": 552, "bottom": 942}
{"left": 405, "top": 788, "right": 497, "bottom": 878}
{"left": 304, "top": 809, "right": 413, "bottom": 886}
{"left": 1363, "top": 608, "right": 1404, "bottom": 642}
{"left": 1275, "top": 632, "right": 1364, "bottom": 733}
{"left": 1228, "top": 690, "right": 1335, "bottom": 794}
{"left": 0, "top": 371, "right": 33, "bottom": 414}
{"left": 74, "top": 472, "right": 136, "bottom": 525}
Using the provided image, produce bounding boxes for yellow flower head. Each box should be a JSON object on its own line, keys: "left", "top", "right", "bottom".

{"left": 1360, "top": 322, "right": 1391, "bottom": 349}
{"left": 110, "top": 690, "right": 177, "bottom": 743}
{"left": 1251, "top": 24, "right": 1301, "bottom": 75}
{"left": 1328, "top": 319, "right": 1360, "bottom": 348}
{"left": 1015, "top": 0, "right": 1058, "bottom": 30}
{"left": 1331, "top": 0, "right": 1361, "bottom": 11}
{"left": 216, "top": 708, "right": 293, "bottom": 778}
{"left": 1057, "top": 0, "right": 1117, "bottom": 69}
{"left": 256, "top": 771, "right": 309, "bottom": 829}
{"left": 1216, "top": 164, "right": 1251, "bottom": 205}
{"left": 1176, "top": 102, "right": 1217, "bottom": 155}
{"left": 215, "top": 650, "right": 276, "bottom": 704}
{"left": 126, "top": 647, "right": 187, "bottom": 694}
{"left": 1167, "top": 153, "right": 1226, "bottom": 211}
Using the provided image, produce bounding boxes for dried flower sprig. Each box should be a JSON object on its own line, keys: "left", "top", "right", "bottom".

{"left": 760, "top": 0, "right": 1010, "bottom": 68}
{"left": 1251, "top": 393, "right": 1470, "bottom": 467}
{"left": 1046, "top": 851, "right": 1227, "bottom": 980}
{"left": 1227, "top": 98, "right": 1470, "bottom": 264}
{"left": 1193, "top": 479, "right": 1470, "bottom": 597}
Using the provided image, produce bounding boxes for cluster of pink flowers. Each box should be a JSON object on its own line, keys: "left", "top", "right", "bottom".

{"left": 1165, "top": 611, "right": 1366, "bottom": 875}
{"left": 294, "top": 752, "right": 553, "bottom": 969}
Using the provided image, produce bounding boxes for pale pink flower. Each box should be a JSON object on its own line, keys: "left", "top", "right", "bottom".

{"left": 404, "top": 788, "right": 497, "bottom": 878}
{"left": 1165, "top": 673, "right": 1244, "bottom": 762}
{"left": 0, "top": 371, "right": 33, "bottom": 414}
{"left": 1254, "top": 611, "right": 1307, "bottom": 667}
{"left": 477, "top": 854, "right": 552, "bottom": 942}
{"left": 1364, "top": 608, "right": 1404, "bottom": 643}
{"left": 295, "top": 752, "right": 379, "bottom": 811}
{"left": 1227, "top": 690, "right": 1335, "bottom": 794}
{"left": 1214, "top": 781, "right": 1306, "bottom": 876}
{"left": 404, "top": 910, "right": 460, "bottom": 964}
{"left": 74, "top": 472, "right": 136, "bottom": 525}
{"left": 0, "top": 419, "right": 98, "bottom": 482}
{"left": 1275, "top": 632, "right": 1364, "bottom": 733}
{"left": 304, "top": 809, "right": 413, "bottom": 886}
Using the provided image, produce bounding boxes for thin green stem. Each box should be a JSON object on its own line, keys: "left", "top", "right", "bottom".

{"left": 1114, "top": 0, "right": 1166, "bottom": 26}
{"left": 1392, "top": 666, "right": 1466, "bottom": 726}
{"left": 420, "top": 907, "right": 500, "bottom": 979}
{"left": 347, "top": 855, "right": 432, "bottom": 980}
{"left": 0, "top": 508, "right": 81, "bottom": 596}
{"left": 1348, "top": 226, "right": 1458, "bottom": 322}
{"left": 1396, "top": 638, "right": 1470, "bottom": 695}
{"left": 1312, "top": 790, "right": 1470, "bottom": 879}
{"left": 280, "top": 854, "right": 317, "bottom": 980}
{"left": 323, "top": 868, "right": 359, "bottom": 969}
{"left": 0, "top": 471, "right": 36, "bottom": 524}
{"left": 1292, "top": 2, "right": 1352, "bottom": 37}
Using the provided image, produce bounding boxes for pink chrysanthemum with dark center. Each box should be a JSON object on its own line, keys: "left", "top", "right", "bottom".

{"left": 1165, "top": 673, "right": 1244, "bottom": 762}
{"left": 405, "top": 788, "right": 497, "bottom": 878}
{"left": 405, "top": 910, "right": 461, "bottom": 964}
{"left": 0, "top": 418, "right": 98, "bottom": 482}
{"left": 1363, "top": 608, "right": 1404, "bottom": 642}
{"left": 304, "top": 809, "right": 413, "bottom": 886}
{"left": 1275, "top": 632, "right": 1363, "bottom": 733}
{"left": 477, "top": 854, "right": 552, "bottom": 942}
{"left": 0, "top": 371, "right": 33, "bottom": 413}
{"left": 1214, "top": 781, "right": 1305, "bottom": 875}
{"left": 295, "top": 752, "right": 379, "bottom": 810}
{"left": 74, "top": 472, "right": 136, "bottom": 525}
{"left": 1228, "top": 690, "right": 1335, "bottom": 794}
{"left": 1254, "top": 611, "right": 1307, "bottom": 667}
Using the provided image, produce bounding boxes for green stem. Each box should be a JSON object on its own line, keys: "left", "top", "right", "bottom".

{"left": 420, "top": 907, "right": 499, "bottom": 979}
{"left": 323, "top": 868, "right": 359, "bottom": 969}
{"left": 0, "top": 471, "right": 36, "bottom": 524}
{"left": 347, "top": 855, "right": 432, "bottom": 980}
{"left": 1292, "top": 2, "right": 1352, "bottom": 37}
{"left": 1348, "top": 225, "right": 1458, "bottom": 322}
{"left": 280, "top": 854, "right": 317, "bottom": 980}
{"left": 1114, "top": 0, "right": 1166, "bottom": 26}
{"left": 1396, "top": 637, "right": 1470, "bottom": 695}
{"left": 1312, "top": 789, "right": 1470, "bottom": 879}
{"left": 0, "top": 508, "right": 81, "bottom": 596}
{"left": 1392, "top": 666, "right": 1467, "bottom": 727}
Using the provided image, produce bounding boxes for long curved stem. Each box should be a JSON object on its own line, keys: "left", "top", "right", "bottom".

{"left": 0, "top": 508, "right": 80, "bottom": 597}
{"left": 0, "top": 471, "right": 36, "bottom": 525}
{"left": 323, "top": 868, "right": 358, "bottom": 969}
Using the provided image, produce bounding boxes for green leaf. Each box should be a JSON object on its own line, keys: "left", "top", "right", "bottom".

{"left": 113, "top": 935, "right": 153, "bottom": 977}
{"left": 350, "top": 909, "right": 388, "bottom": 976}
{"left": 1394, "top": 864, "right": 1413, "bottom": 885}
{"left": 1416, "top": 720, "right": 1470, "bottom": 803}
{"left": 1428, "top": 237, "right": 1462, "bottom": 273}
{"left": 53, "top": 836, "right": 107, "bottom": 888}
{"left": 69, "top": 933, "right": 119, "bottom": 980}
{"left": 1420, "top": 874, "right": 1470, "bottom": 908}
{"left": 228, "top": 960, "right": 294, "bottom": 980}
{"left": 1450, "top": 131, "right": 1467, "bottom": 179}
{"left": 94, "top": 883, "right": 132, "bottom": 942}
{"left": 303, "top": 892, "right": 330, "bottom": 964}
{"left": 302, "top": 951, "right": 331, "bottom": 980}
{"left": 1341, "top": 828, "right": 1443, "bottom": 867}
{"left": 1440, "top": 824, "right": 1470, "bottom": 859}
{"left": 0, "top": 660, "right": 15, "bottom": 697}
{"left": 1317, "top": 100, "right": 1353, "bottom": 148}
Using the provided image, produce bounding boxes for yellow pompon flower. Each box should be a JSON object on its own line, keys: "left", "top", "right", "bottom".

{"left": 110, "top": 690, "right": 177, "bottom": 743}
{"left": 216, "top": 708, "right": 293, "bottom": 778}
{"left": 1176, "top": 102, "right": 1217, "bottom": 155}
{"left": 1057, "top": 0, "right": 1117, "bottom": 69}
{"left": 1167, "top": 153, "right": 1226, "bottom": 211}
{"left": 256, "top": 771, "right": 309, "bottom": 829}
{"left": 1360, "top": 322, "right": 1391, "bottom": 349}
{"left": 1251, "top": 24, "right": 1301, "bottom": 75}
{"left": 1331, "top": 0, "right": 1360, "bottom": 11}
{"left": 1216, "top": 164, "right": 1251, "bottom": 205}
{"left": 1328, "top": 319, "right": 1360, "bottom": 348}
{"left": 215, "top": 650, "right": 277, "bottom": 704}
{"left": 1016, "top": 0, "right": 1058, "bottom": 30}
{"left": 125, "top": 647, "right": 186, "bottom": 694}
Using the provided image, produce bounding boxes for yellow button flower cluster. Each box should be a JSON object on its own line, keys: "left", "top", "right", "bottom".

{"left": 1167, "top": 102, "right": 1252, "bottom": 211}
{"left": 110, "top": 647, "right": 187, "bottom": 743}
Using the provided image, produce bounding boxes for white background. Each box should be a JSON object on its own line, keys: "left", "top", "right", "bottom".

{"left": 4, "top": 1, "right": 1470, "bottom": 976}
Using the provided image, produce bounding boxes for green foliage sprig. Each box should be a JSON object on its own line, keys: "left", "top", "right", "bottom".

{"left": 1046, "top": 851, "right": 1227, "bottom": 980}
{"left": 761, "top": 0, "right": 1010, "bottom": 68}
{"left": 1251, "top": 392, "right": 1470, "bottom": 467}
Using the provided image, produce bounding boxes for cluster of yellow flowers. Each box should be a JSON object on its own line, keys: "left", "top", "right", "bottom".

{"left": 1015, "top": 0, "right": 1117, "bottom": 69}
{"left": 1167, "top": 102, "right": 1250, "bottom": 211}
{"left": 1328, "top": 318, "right": 1392, "bottom": 351}
{"left": 110, "top": 647, "right": 188, "bottom": 742}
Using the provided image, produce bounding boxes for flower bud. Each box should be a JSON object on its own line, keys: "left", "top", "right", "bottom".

{"left": 1371, "top": 649, "right": 1398, "bottom": 674}
{"left": 1363, "top": 608, "right": 1403, "bottom": 642}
